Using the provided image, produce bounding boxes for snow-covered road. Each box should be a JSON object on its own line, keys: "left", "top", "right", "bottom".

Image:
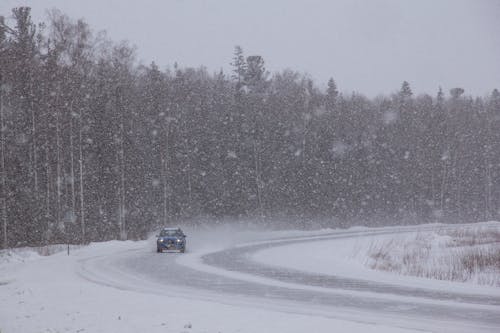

{"left": 77, "top": 224, "right": 500, "bottom": 332}
{"left": 2, "top": 223, "right": 500, "bottom": 332}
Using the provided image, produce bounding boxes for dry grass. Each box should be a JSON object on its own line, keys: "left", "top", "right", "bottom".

{"left": 440, "top": 227, "right": 500, "bottom": 247}
{"left": 366, "top": 224, "right": 500, "bottom": 287}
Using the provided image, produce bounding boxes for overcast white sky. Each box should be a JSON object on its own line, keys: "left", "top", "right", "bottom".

{"left": 1, "top": 0, "right": 499, "bottom": 97}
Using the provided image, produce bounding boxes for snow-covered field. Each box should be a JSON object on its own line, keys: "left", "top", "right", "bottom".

{"left": 1, "top": 223, "right": 499, "bottom": 333}
{"left": 252, "top": 221, "right": 500, "bottom": 292}
{"left": 366, "top": 223, "right": 500, "bottom": 286}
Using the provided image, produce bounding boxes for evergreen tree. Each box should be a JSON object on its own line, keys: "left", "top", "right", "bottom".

{"left": 231, "top": 45, "right": 247, "bottom": 90}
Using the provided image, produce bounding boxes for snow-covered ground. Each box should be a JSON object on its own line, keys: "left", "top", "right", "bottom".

{"left": 1, "top": 223, "right": 499, "bottom": 333}
{"left": 251, "top": 221, "right": 500, "bottom": 295}
{"left": 366, "top": 223, "right": 500, "bottom": 286}
{"left": 1, "top": 243, "right": 409, "bottom": 333}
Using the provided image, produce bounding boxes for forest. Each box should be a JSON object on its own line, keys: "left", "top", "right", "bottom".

{"left": 0, "top": 7, "right": 499, "bottom": 247}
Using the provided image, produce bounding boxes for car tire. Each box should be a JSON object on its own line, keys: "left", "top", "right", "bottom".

{"left": 157, "top": 247, "right": 161, "bottom": 253}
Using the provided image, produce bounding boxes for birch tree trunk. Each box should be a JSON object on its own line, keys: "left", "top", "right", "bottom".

{"left": 440, "top": 162, "right": 447, "bottom": 217}
{"left": 69, "top": 101, "right": 76, "bottom": 218}
{"left": 484, "top": 115, "right": 492, "bottom": 220}
{"left": 184, "top": 136, "right": 192, "bottom": 209}
{"left": 120, "top": 126, "right": 126, "bottom": 239}
{"left": 118, "top": 91, "right": 126, "bottom": 240}
{"left": 45, "top": 138, "right": 51, "bottom": 220}
{"left": 29, "top": 79, "right": 38, "bottom": 193}
{"left": 0, "top": 75, "right": 7, "bottom": 248}
{"left": 161, "top": 122, "right": 170, "bottom": 225}
{"left": 55, "top": 92, "right": 62, "bottom": 230}
{"left": 78, "top": 102, "right": 85, "bottom": 243}
{"left": 253, "top": 140, "right": 263, "bottom": 218}
{"left": 187, "top": 158, "right": 192, "bottom": 206}
{"left": 485, "top": 161, "right": 492, "bottom": 219}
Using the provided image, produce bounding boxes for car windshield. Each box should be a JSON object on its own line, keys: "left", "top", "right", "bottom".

{"left": 159, "top": 229, "right": 183, "bottom": 237}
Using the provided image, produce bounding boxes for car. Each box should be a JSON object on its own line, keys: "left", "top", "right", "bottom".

{"left": 156, "top": 227, "right": 186, "bottom": 253}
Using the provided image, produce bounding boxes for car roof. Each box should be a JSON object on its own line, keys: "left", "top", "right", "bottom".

{"left": 162, "top": 227, "right": 182, "bottom": 231}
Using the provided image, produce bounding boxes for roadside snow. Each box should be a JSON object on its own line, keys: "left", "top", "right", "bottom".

{"left": 0, "top": 248, "right": 42, "bottom": 265}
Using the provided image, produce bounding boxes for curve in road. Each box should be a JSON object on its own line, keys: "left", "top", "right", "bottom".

{"left": 79, "top": 224, "right": 500, "bottom": 333}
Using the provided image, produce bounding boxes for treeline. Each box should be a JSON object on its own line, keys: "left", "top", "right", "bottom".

{"left": 0, "top": 8, "right": 499, "bottom": 247}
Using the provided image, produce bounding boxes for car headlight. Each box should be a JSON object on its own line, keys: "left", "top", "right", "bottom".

{"left": 158, "top": 239, "right": 164, "bottom": 243}
{"left": 176, "top": 239, "right": 182, "bottom": 242}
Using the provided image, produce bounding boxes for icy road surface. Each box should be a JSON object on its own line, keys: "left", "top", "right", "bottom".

{"left": 2, "top": 223, "right": 499, "bottom": 332}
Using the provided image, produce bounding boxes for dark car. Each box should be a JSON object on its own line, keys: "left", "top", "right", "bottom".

{"left": 156, "top": 227, "right": 186, "bottom": 253}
